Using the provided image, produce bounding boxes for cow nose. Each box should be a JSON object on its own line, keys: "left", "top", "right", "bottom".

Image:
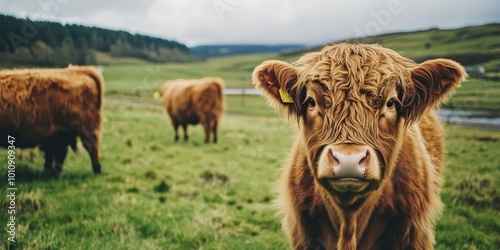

{"left": 330, "top": 149, "right": 368, "bottom": 179}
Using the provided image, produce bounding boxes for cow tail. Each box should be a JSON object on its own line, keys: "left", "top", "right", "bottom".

{"left": 215, "top": 79, "right": 225, "bottom": 113}
{"left": 82, "top": 67, "right": 104, "bottom": 140}
{"left": 85, "top": 67, "right": 104, "bottom": 110}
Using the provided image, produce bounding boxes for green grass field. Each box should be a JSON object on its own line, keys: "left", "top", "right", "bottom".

{"left": 442, "top": 78, "right": 500, "bottom": 112}
{"left": 299, "top": 23, "right": 500, "bottom": 75}
{"left": 1, "top": 53, "right": 500, "bottom": 249}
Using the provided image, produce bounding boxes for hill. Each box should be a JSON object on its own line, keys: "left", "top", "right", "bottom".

{"left": 191, "top": 44, "right": 306, "bottom": 58}
{"left": 0, "top": 14, "right": 197, "bottom": 66}
{"left": 285, "top": 23, "right": 500, "bottom": 74}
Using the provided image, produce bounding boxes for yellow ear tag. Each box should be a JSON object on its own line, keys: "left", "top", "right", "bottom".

{"left": 153, "top": 91, "right": 161, "bottom": 99}
{"left": 279, "top": 88, "right": 294, "bottom": 103}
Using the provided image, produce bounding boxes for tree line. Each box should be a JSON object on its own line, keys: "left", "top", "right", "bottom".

{"left": 0, "top": 14, "right": 196, "bottom": 66}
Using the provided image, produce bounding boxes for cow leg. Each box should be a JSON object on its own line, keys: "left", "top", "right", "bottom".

{"left": 41, "top": 143, "right": 64, "bottom": 177}
{"left": 52, "top": 145, "right": 68, "bottom": 178}
{"left": 172, "top": 121, "right": 180, "bottom": 142}
{"left": 182, "top": 124, "right": 189, "bottom": 141}
{"left": 41, "top": 131, "right": 78, "bottom": 177}
{"left": 80, "top": 131, "right": 101, "bottom": 175}
{"left": 43, "top": 149, "right": 54, "bottom": 173}
{"left": 201, "top": 121, "right": 211, "bottom": 143}
{"left": 41, "top": 139, "right": 57, "bottom": 176}
{"left": 212, "top": 120, "right": 218, "bottom": 143}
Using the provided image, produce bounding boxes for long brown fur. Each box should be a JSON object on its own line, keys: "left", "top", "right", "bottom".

{"left": 0, "top": 65, "right": 104, "bottom": 176}
{"left": 158, "top": 77, "right": 225, "bottom": 143}
{"left": 252, "top": 43, "right": 467, "bottom": 249}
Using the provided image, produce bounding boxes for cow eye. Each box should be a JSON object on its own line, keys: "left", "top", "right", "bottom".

{"left": 386, "top": 99, "right": 395, "bottom": 108}
{"left": 308, "top": 98, "right": 316, "bottom": 107}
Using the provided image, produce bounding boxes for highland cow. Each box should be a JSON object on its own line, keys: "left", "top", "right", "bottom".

{"left": 252, "top": 43, "right": 467, "bottom": 249}
{"left": 0, "top": 65, "right": 104, "bottom": 177}
{"left": 158, "top": 77, "right": 225, "bottom": 143}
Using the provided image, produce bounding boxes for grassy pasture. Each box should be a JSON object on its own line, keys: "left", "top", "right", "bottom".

{"left": 1, "top": 53, "right": 500, "bottom": 249}
{"left": 442, "top": 78, "right": 500, "bottom": 112}
{"left": 102, "top": 53, "right": 500, "bottom": 114}
{"left": 1, "top": 96, "right": 499, "bottom": 249}
{"left": 1, "top": 101, "right": 293, "bottom": 249}
{"left": 299, "top": 23, "right": 500, "bottom": 75}
{"left": 103, "top": 53, "right": 285, "bottom": 93}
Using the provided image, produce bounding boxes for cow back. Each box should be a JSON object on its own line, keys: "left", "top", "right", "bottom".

{"left": 0, "top": 66, "right": 104, "bottom": 143}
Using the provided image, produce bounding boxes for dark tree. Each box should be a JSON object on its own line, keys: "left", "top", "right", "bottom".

{"left": 0, "top": 14, "right": 195, "bottom": 66}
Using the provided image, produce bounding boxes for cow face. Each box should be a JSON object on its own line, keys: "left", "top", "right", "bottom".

{"left": 253, "top": 44, "right": 466, "bottom": 206}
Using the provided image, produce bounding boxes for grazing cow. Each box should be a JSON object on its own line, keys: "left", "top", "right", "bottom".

{"left": 252, "top": 43, "right": 466, "bottom": 249}
{"left": 157, "top": 77, "right": 225, "bottom": 143}
{"left": 0, "top": 65, "right": 104, "bottom": 177}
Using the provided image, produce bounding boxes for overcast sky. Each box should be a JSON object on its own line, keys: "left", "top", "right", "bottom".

{"left": 1, "top": 0, "right": 499, "bottom": 47}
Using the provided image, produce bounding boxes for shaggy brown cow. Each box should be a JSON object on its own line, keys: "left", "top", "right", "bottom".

{"left": 252, "top": 43, "right": 466, "bottom": 249}
{"left": 0, "top": 65, "right": 104, "bottom": 177}
{"left": 158, "top": 77, "right": 225, "bottom": 143}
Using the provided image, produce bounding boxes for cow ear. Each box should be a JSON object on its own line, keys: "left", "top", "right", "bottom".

{"left": 402, "top": 59, "right": 467, "bottom": 124}
{"left": 252, "top": 60, "right": 299, "bottom": 116}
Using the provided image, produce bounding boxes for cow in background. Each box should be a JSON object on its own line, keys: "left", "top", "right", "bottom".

{"left": 157, "top": 77, "right": 225, "bottom": 143}
{"left": 252, "top": 43, "right": 467, "bottom": 249}
{"left": 0, "top": 65, "right": 104, "bottom": 177}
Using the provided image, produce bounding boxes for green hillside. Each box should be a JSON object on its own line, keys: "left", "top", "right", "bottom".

{"left": 288, "top": 23, "right": 500, "bottom": 75}
{"left": 0, "top": 14, "right": 197, "bottom": 67}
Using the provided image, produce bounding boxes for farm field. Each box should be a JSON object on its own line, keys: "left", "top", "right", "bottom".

{"left": 102, "top": 53, "right": 500, "bottom": 114}
{"left": 1, "top": 54, "right": 500, "bottom": 249}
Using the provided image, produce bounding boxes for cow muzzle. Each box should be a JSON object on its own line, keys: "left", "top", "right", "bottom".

{"left": 317, "top": 144, "right": 380, "bottom": 193}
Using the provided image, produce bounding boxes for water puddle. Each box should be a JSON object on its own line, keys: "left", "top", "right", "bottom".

{"left": 436, "top": 109, "right": 500, "bottom": 130}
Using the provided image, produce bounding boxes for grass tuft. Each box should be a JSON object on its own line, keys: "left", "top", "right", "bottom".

{"left": 199, "top": 170, "right": 230, "bottom": 187}
{"left": 452, "top": 177, "right": 499, "bottom": 210}
{"left": 126, "top": 187, "right": 140, "bottom": 193}
{"left": 144, "top": 170, "right": 157, "bottom": 180}
{"left": 17, "top": 189, "right": 44, "bottom": 213}
{"left": 155, "top": 180, "right": 170, "bottom": 193}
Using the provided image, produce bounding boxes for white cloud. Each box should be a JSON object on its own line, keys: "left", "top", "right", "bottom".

{"left": 0, "top": 0, "right": 499, "bottom": 47}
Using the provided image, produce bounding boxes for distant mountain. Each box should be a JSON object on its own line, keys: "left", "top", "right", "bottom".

{"left": 0, "top": 14, "right": 197, "bottom": 66}
{"left": 284, "top": 23, "right": 500, "bottom": 73}
{"left": 191, "top": 44, "right": 307, "bottom": 58}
